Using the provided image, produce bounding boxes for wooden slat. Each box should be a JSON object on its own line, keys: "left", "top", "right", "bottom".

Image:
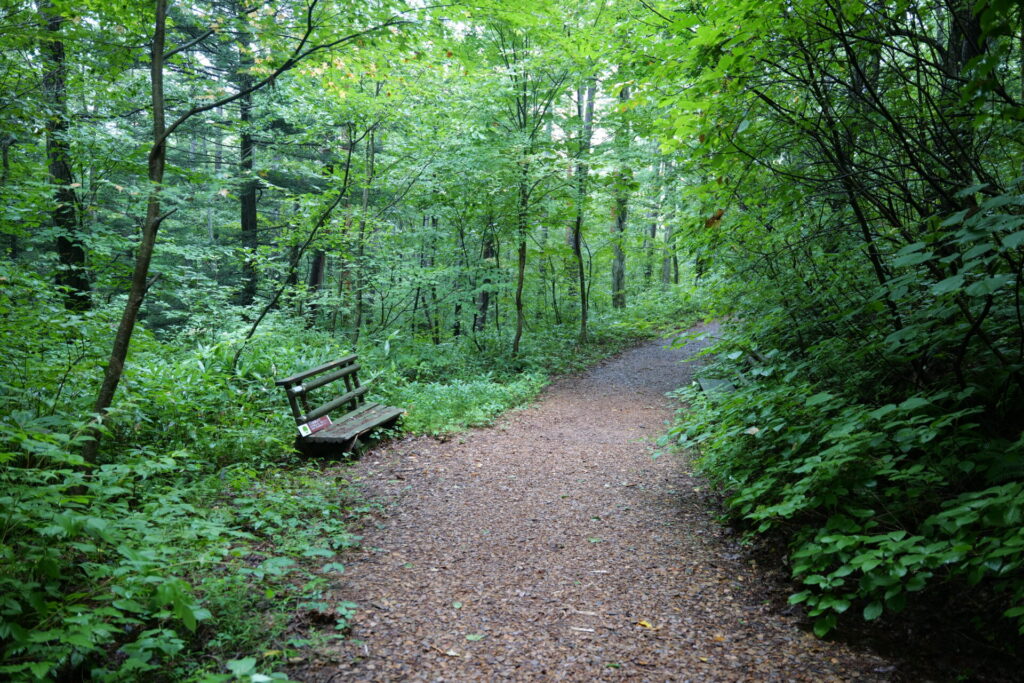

{"left": 331, "top": 405, "right": 404, "bottom": 441}
{"left": 290, "top": 364, "right": 360, "bottom": 395}
{"left": 306, "top": 404, "right": 404, "bottom": 444}
{"left": 318, "top": 402, "right": 377, "bottom": 429}
{"left": 275, "top": 354, "right": 357, "bottom": 386}
{"left": 300, "top": 384, "right": 369, "bottom": 423}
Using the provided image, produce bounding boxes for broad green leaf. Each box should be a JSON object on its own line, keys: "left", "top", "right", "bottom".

{"left": 863, "top": 601, "right": 883, "bottom": 620}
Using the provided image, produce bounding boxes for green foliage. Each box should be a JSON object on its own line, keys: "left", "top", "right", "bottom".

{"left": 388, "top": 373, "right": 546, "bottom": 434}
{"left": 673, "top": 320, "right": 1024, "bottom": 637}
{"left": 0, "top": 417, "right": 366, "bottom": 680}
{"left": 639, "top": 0, "right": 1024, "bottom": 643}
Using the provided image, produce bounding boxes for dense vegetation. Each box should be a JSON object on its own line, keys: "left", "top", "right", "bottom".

{"left": 2, "top": 0, "right": 1022, "bottom": 679}
{"left": 0, "top": 1, "right": 692, "bottom": 679}
{"left": 657, "top": 0, "right": 1024, "bottom": 643}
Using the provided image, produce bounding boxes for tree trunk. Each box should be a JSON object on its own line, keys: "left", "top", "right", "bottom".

{"left": 42, "top": 3, "right": 89, "bottom": 311}
{"left": 572, "top": 78, "right": 596, "bottom": 342}
{"left": 494, "top": 239, "right": 501, "bottom": 332}
{"left": 86, "top": 0, "right": 169, "bottom": 461}
{"left": 428, "top": 216, "right": 440, "bottom": 345}
{"left": 306, "top": 249, "right": 325, "bottom": 327}
{"left": 352, "top": 128, "right": 376, "bottom": 345}
{"left": 643, "top": 158, "right": 665, "bottom": 282}
{"left": 643, "top": 220, "right": 656, "bottom": 282}
{"left": 610, "top": 84, "right": 630, "bottom": 310}
{"left": 513, "top": 238, "right": 527, "bottom": 354}
{"left": 661, "top": 223, "right": 675, "bottom": 286}
{"left": 512, "top": 171, "right": 529, "bottom": 355}
{"left": 2, "top": 135, "right": 15, "bottom": 258}
{"left": 474, "top": 232, "right": 494, "bottom": 332}
{"left": 237, "top": 13, "right": 258, "bottom": 306}
{"left": 610, "top": 202, "right": 627, "bottom": 308}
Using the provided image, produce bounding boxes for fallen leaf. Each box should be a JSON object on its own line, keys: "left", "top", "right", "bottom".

{"left": 636, "top": 620, "right": 653, "bottom": 629}
{"left": 465, "top": 633, "right": 485, "bottom": 641}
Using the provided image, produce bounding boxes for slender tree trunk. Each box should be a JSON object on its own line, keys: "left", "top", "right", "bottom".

{"left": 661, "top": 223, "right": 675, "bottom": 286}
{"left": 610, "top": 203, "right": 627, "bottom": 308}
{"left": 550, "top": 264, "right": 560, "bottom": 324}
{"left": 2, "top": 136, "right": 14, "bottom": 258}
{"left": 512, "top": 170, "right": 529, "bottom": 355}
{"left": 537, "top": 224, "right": 549, "bottom": 323}
{"left": 572, "top": 78, "right": 596, "bottom": 342}
{"left": 428, "top": 216, "right": 440, "bottom": 345}
{"left": 494, "top": 239, "right": 501, "bottom": 333}
{"left": 200, "top": 132, "right": 215, "bottom": 242}
{"left": 474, "top": 231, "right": 494, "bottom": 332}
{"left": 237, "top": 13, "right": 258, "bottom": 306}
{"left": 352, "top": 128, "right": 376, "bottom": 344}
{"left": 306, "top": 249, "right": 325, "bottom": 327}
{"left": 643, "top": 220, "right": 656, "bottom": 281}
{"left": 643, "top": 159, "right": 664, "bottom": 282}
{"left": 610, "top": 84, "right": 630, "bottom": 309}
{"left": 86, "top": 0, "right": 169, "bottom": 461}
{"left": 42, "top": 3, "right": 89, "bottom": 311}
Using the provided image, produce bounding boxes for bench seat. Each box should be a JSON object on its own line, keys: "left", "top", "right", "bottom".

{"left": 302, "top": 403, "right": 405, "bottom": 445}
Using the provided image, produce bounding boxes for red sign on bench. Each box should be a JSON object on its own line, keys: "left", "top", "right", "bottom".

{"left": 298, "top": 415, "right": 332, "bottom": 437}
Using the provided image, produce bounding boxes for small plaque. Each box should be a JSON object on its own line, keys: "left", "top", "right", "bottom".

{"left": 298, "top": 415, "right": 332, "bottom": 436}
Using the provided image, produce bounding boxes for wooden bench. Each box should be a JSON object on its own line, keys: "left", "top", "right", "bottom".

{"left": 276, "top": 354, "right": 403, "bottom": 454}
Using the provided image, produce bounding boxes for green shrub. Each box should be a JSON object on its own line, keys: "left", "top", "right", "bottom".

{"left": 384, "top": 373, "right": 546, "bottom": 435}
{"left": 671, "top": 322, "right": 1024, "bottom": 637}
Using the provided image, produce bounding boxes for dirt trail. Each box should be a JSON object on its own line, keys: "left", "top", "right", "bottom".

{"left": 297, "top": 324, "right": 894, "bottom": 681}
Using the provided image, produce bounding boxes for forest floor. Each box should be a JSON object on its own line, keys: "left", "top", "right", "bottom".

{"left": 288, "top": 323, "right": 900, "bottom": 681}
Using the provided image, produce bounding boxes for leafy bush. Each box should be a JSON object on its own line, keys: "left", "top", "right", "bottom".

{"left": 671, "top": 321, "right": 1024, "bottom": 637}
{"left": 0, "top": 413, "right": 366, "bottom": 681}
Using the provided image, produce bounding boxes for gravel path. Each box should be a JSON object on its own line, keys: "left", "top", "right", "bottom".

{"left": 294, "top": 324, "right": 894, "bottom": 681}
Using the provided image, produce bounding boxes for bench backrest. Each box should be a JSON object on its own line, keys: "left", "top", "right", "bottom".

{"left": 275, "top": 355, "right": 369, "bottom": 426}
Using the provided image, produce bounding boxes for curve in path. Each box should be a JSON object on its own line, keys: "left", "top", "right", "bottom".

{"left": 296, "top": 324, "right": 892, "bottom": 681}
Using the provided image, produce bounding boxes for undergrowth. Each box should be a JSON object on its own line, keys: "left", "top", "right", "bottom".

{"left": 669, "top": 311, "right": 1024, "bottom": 643}
{"left": 1, "top": 263, "right": 695, "bottom": 680}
